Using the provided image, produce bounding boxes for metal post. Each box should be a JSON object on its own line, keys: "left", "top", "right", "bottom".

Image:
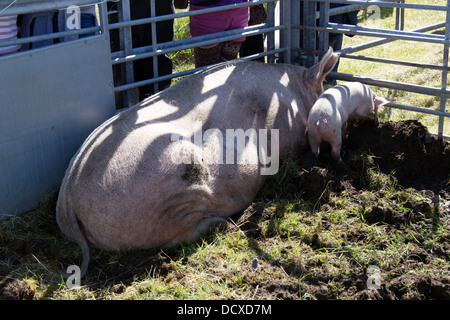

{"left": 303, "top": 0, "right": 317, "bottom": 67}
{"left": 318, "top": 0, "right": 329, "bottom": 53}
{"left": 282, "top": 0, "right": 292, "bottom": 64}
{"left": 98, "top": 0, "right": 110, "bottom": 40}
{"left": 291, "top": 0, "right": 301, "bottom": 63}
{"left": 395, "top": 0, "right": 405, "bottom": 31}
{"left": 438, "top": 0, "right": 450, "bottom": 138}
{"left": 400, "top": 0, "right": 405, "bottom": 31}
{"left": 267, "top": 0, "right": 276, "bottom": 63}
{"left": 150, "top": 0, "right": 159, "bottom": 93}
{"left": 119, "top": 0, "right": 135, "bottom": 107}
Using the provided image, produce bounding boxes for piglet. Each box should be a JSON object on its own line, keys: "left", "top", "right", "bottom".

{"left": 307, "top": 82, "right": 390, "bottom": 162}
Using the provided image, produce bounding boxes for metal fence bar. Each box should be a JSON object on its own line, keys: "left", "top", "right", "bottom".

{"left": 107, "top": 0, "right": 275, "bottom": 30}
{"left": 281, "top": 0, "right": 292, "bottom": 64}
{"left": 315, "top": 3, "right": 369, "bottom": 19}
{"left": 267, "top": 1, "right": 276, "bottom": 63}
{"left": 395, "top": 0, "right": 405, "bottom": 31}
{"left": 309, "top": 0, "right": 448, "bottom": 12}
{"left": 303, "top": 0, "right": 317, "bottom": 66}
{"left": 119, "top": 0, "right": 135, "bottom": 107}
{"left": 295, "top": 24, "right": 448, "bottom": 45}
{"left": 380, "top": 102, "right": 450, "bottom": 119}
{"left": 327, "top": 71, "right": 450, "bottom": 99}
{"left": 111, "top": 23, "right": 284, "bottom": 64}
{"left": 339, "top": 54, "right": 450, "bottom": 72}
{"left": 438, "top": 0, "right": 450, "bottom": 137}
{"left": 0, "top": 26, "right": 101, "bottom": 48}
{"left": 318, "top": 1, "right": 330, "bottom": 54}
{"left": 150, "top": 0, "right": 159, "bottom": 94}
{"left": 298, "top": 0, "right": 450, "bottom": 137}
{"left": 98, "top": 0, "right": 109, "bottom": 39}
{"left": 114, "top": 48, "right": 287, "bottom": 93}
{"left": 339, "top": 22, "right": 447, "bottom": 55}
{"left": 291, "top": 0, "right": 301, "bottom": 63}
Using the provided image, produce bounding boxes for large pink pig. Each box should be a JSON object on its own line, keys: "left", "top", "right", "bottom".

{"left": 57, "top": 48, "right": 339, "bottom": 277}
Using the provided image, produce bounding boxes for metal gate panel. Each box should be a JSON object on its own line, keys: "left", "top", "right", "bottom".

{"left": 0, "top": 36, "right": 115, "bottom": 218}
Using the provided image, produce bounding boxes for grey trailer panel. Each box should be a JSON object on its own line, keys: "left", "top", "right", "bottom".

{"left": 0, "top": 36, "right": 115, "bottom": 218}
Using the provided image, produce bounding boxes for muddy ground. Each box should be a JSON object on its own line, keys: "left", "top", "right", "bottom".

{"left": 240, "top": 119, "right": 450, "bottom": 299}
{"left": 1, "top": 119, "right": 449, "bottom": 300}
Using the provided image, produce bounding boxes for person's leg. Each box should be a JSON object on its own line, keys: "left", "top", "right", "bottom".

{"left": 239, "top": 34, "right": 264, "bottom": 62}
{"left": 190, "top": 6, "right": 248, "bottom": 67}
{"left": 240, "top": 4, "right": 266, "bottom": 62}
{"left": 220, "top": 6, "right": 248, "bottom": 62}
{"left": 221, "top": 40, "right": 241, "bottom": 62}
{"left": 131, "top": 0, "right": 174, "bottom": 100}
{"left": 189, "top": 5, "right": 226, "bottom": 67}
{"left": 154, "top": 0, "right": 174, "bottom": 92}
{"left": 107, "top": 1, "right": 124, "bottom": 108}
{"left": 194, "top": 43, "right": 224, "bottom": 68}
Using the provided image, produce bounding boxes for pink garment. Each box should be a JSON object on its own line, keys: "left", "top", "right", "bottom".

{"left": 0, "top": 15, "right": 21, "bottom": 55}
{"left": 189, "top": 4, "right": 249, "bottom": 43}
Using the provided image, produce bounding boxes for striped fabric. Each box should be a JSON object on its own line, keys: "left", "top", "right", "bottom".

{"left": 0, "top": 15, "right": 21, "bottom": 55}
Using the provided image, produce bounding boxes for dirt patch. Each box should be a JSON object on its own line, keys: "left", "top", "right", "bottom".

{"left": 291, "top": 120, "right": 450, "bottom": 198}
{"left": 344, "top": 120, "right": 450, "bottom": 190}
{"left": 231, "top": 120, "right": 450, "bottom": 300}
{"left": 0, "top": 273, "right": 35, "bottom": 300}
{"left": 1, "top": 120, "right": 449, "bottom": 300}
{"left": 386, "top": 274, "right": 450, "bottom": 300}
{"left": 88, "top": 119, "right": 449, "bottom": 300}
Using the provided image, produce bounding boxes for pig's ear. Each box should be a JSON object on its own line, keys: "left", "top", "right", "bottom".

{"left": 372, "top": 93, "right": 391, "bottom": 114}
{"left": 374, "top": 96, "right": 391, "bottom": 107}
{"left": 308, "top": 47, "right": 340, "bottom": 85}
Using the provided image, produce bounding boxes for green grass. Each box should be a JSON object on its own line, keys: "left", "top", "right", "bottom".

{"left": 1, "top": 163, "right": 448, "bottom": 300}
{"left": 168, "top": 10, "right": 195, "bottom": 81}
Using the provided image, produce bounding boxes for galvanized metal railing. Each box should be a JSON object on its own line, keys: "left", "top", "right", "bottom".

{"left": 104, "top": 0, "right": 449, "bottom": 137}
{"left": 1, "top": 0, "right": 449, "bottom": 136}
{"left": 294, "top": 0, "right": 450, "bottom": 138}
{"left": 107, "top": 0, "right": 285, "bottom": 107}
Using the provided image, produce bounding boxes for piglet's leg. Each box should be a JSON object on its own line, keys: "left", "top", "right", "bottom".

{"left": 330, "top": 135, "right": 343, "bottom": 163}
{"left": 331, "top": 146, "right": 343, "bottom": 163}
{"left": 308, "top": 134, "right": 321, "bottom": 158}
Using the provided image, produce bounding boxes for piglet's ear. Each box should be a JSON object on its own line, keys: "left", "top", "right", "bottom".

{"left": 372, "top": 92, "right": 392, "bottom": 115}
{"left": 374, "top": 96, "right": 391, "bottom": 108}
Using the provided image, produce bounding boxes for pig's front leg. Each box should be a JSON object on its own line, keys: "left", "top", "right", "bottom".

{"left": 331, "top": 141, "right": 343, "bottom": 163}
{"left": 308, "top": 132, "right": 322, "bottom": 158}
{"left": 329, "top": 130, "right": 343, "bottom": 163}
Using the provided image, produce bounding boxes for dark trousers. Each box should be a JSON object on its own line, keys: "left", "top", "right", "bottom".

{"left": 109, "top": 0, "right": 174, "bottom": 105}
{"left": 239, "top": 34, "right": 265, "bottom": 63}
